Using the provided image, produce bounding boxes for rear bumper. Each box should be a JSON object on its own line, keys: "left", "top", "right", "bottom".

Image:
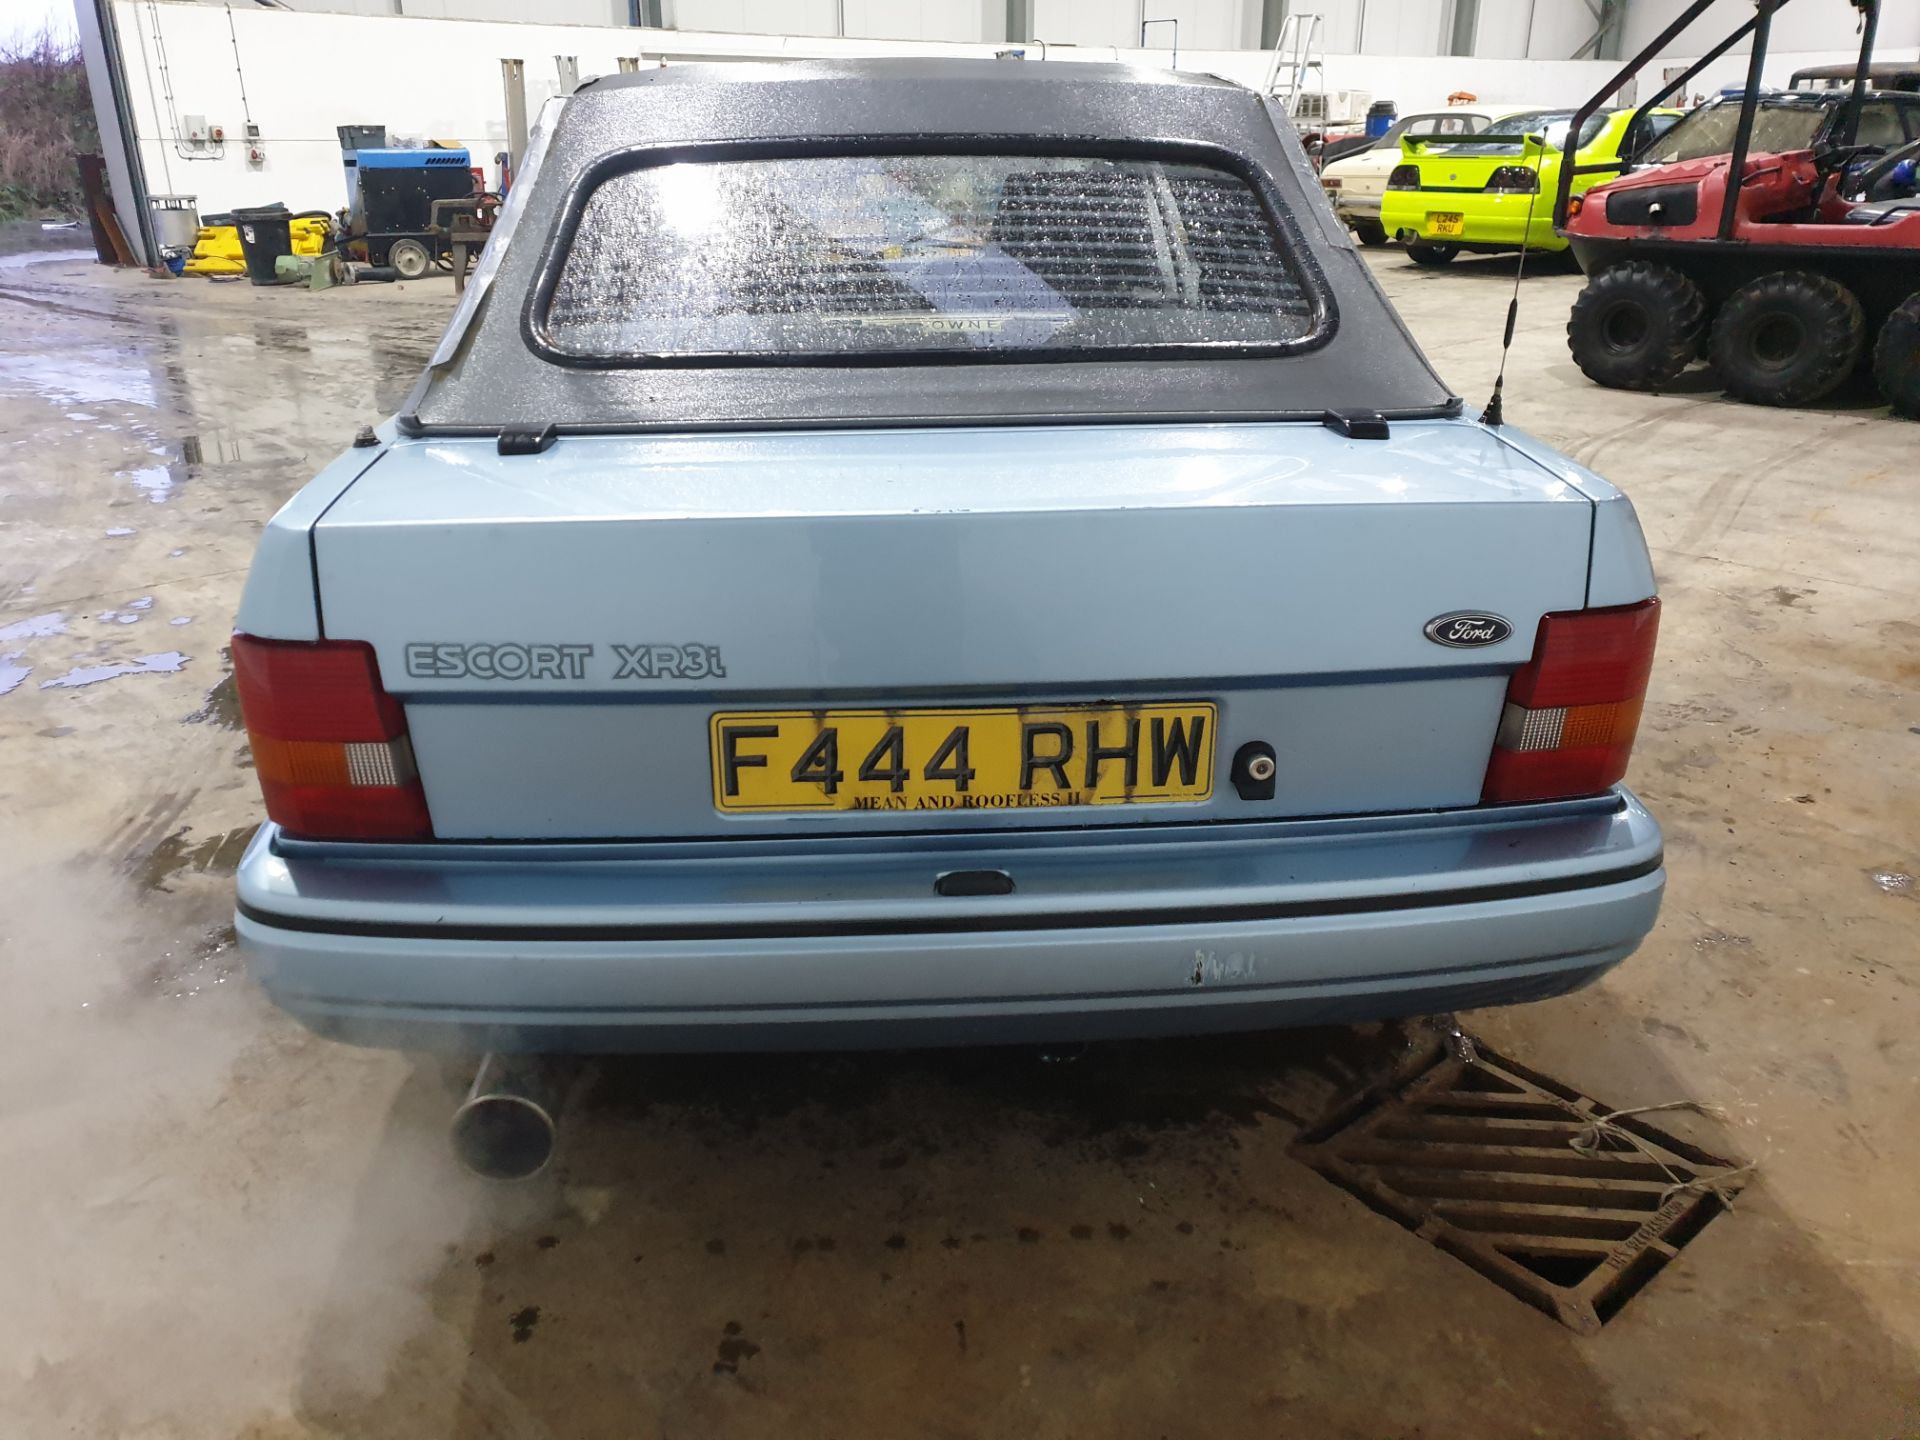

{"left": 237, "top": 792, "right": 1664, "bottom": 1053}
{"left": 1330, "top": 193, "right": 1383, "bottom": 222}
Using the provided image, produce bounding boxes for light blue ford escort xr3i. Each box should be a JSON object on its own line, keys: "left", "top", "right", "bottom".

{"left": 231, "top": 59, "right": 1664, "bottom": 1053}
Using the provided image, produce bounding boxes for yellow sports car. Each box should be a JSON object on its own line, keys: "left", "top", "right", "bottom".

{"left": 1380, "top": 106, "right": 1683, "bottom": 266}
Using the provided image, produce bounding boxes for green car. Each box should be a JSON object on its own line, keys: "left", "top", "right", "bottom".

{"left": 1380, "top": 107, "right": 1683, "bottom": 266}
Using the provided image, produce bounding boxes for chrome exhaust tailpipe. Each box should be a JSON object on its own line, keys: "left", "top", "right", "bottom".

{"left": 451, "top": 1054, "right": 562, "bottom": 1181}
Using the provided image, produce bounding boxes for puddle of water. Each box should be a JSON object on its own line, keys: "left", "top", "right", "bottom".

{"left": 137, "top": 826, "right": 258, "bottom": 894}
{"left": 185, "top": 657, "right": 240, "bottom": 729}
{"left": 0, "top": 347, "right": 157, "bottom": 409}
{"left": 127, "top": 597, "right": 154, "bottom": 611}
{"left": 0, "top": 248, "right": 95, "bottom": 270}
{"left": 39, "top": 652, "right": 188, "bottom": 689}
{"left": 96, "top": 610, "right": 143, "bottom": 626}
{"left": 105, "top": 526, "right": 136, "bottom": 537}
{"left": 1872, "top": 871, "right": 1914, "bottom": 896}
{"left": 0, "top": 612, "right": 66, "bottom": 642}
{"left": 119, "top": 438, "right": 203, "bottom": 505}
{"left": 168, "top": 548, "right": 186, "bottom": 558}
{"left": 123, "top": 464, "right": 174, "bottom": 504}
{"left": 169, "top": 616, "right": 192, "bottom": 627}
{"left": 0, "top": 653, "right": 29, "bottom": 695}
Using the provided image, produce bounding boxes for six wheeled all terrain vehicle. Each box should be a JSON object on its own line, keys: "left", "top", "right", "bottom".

{"left": 1552, "top": 0, "right": 1920, "bottom": 416}
{"left": 1564, "top": 136, "right": 1920, "bottom": 412}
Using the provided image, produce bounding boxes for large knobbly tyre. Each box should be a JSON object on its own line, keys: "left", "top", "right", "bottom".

{"left": 1406, "top": 242, "right": 1460, "bottom": 267}
{"left": 1710, "top": 270, "right": 1864, "bottom": 406}
{"left": 1872, "top": 292, "right": 1920, "bottom": 419}
{"left": 1567, "top": 261, "right": 1707, "bottom": 390}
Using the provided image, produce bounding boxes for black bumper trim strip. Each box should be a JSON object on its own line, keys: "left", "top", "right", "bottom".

{"left": 237, "top": 853, "right": 1662, "bottom": 944}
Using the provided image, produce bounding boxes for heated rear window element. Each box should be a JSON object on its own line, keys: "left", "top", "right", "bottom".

{"left": 533, "top": 152, "right": 1324, "bottom": 362}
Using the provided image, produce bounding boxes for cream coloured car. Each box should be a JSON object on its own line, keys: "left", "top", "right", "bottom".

{"left": 1320, "top": 109, "right": 1492, "bottom": 244}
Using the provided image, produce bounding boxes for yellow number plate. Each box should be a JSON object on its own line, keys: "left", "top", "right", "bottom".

{"left": 710, "top": 703, "right": 1216, "bottom": 814}
{"left": 1429, "top": 212, "right": 1466, "bottom": 237}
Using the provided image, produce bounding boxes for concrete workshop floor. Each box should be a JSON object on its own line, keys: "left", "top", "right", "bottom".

{"left": 0, "top": 246, "right": 1916, "bottom": 1440}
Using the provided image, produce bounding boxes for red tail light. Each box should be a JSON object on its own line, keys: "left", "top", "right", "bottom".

{"left": 1484, "top": 165, "right": 1540, "bottom": 194}
{"left": 231, "top": 634, "right": 433, "bottom": 840}
{"left": 1482, "top": 599, "right": 1659, "bottom": 804}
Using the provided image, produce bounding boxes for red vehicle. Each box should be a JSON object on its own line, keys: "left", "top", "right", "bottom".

{"left": 1552, "top": 0, "right": 1920, "bottom": 415}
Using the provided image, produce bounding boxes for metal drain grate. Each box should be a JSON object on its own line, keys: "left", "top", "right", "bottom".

{"left": 1293, "top": 1042, "right": 1748, "bottom": 1333}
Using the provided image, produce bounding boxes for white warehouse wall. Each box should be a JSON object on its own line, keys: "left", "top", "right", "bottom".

{"left": 116, "top": 5, "right": 1031, "bottom": 216}
{"left": 1111, "top": 0, "right": 1256, "bottom": 54}
{"left": 180, "top": 0, "right": 1663, "bottom": 57}
{"left": 110, "top": 1, "right": 1630, "bottom": 221}
{"left": 1621, "top": 0, "right": 1920, "bottom": 90}
{"left": 1029, "top": 0, "right": 1147, "bottom": 50}
{"left": 1622, "top": 0, "right": 1920, "bottom": 60}
{"left": 838, "top": 0, "right": 1000, "bottom": 44}
{"left": 1353, "top": 0, "right": 1445, "bottom": 57}
{"left": 1470, "top": 0, "right": 1597, "bottom": 62}
{"left": 235, "top": 0, "right": 628, "bottom": 21}
{"left": 668, "top": 0, "right": 833, "bottom": 39}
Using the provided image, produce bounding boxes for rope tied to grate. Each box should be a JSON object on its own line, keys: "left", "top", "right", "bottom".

{"left": 1568, "top": 1100, "right": 1757, "bottom": 1207}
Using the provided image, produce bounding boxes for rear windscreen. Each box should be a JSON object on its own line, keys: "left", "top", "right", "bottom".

{"left": 1438, "top": 111, "right": 1605, "bottom": 155}
{"left": 534, "top": 152, "right": 1324, "bottom": 362}
{"left": 1640, "top": 100, "right": 1827, "bottom": 164}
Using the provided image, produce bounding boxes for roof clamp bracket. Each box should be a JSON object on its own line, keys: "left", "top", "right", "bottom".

{"left": 497, "top": 423, "right": 558, "bottom": 456}
{"left": 1321, "top": 408, "right": 1391, "bottom": 440}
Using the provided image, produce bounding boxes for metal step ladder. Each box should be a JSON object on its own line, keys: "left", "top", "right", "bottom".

{"left": 1263, "top": 10, "right": 1329, "bottom": 144}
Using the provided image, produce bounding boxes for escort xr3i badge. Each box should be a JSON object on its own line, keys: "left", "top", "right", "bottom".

{"left": 230, "top": 60, "right": 1665, "bottom": 1054}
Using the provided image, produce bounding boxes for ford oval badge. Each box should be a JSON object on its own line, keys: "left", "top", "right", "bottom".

{"left": 1424, "top": 612, "right": 1513, "bottom": 648}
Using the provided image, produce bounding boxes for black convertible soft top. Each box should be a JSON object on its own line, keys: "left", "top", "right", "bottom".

{"left": 404, "top": 59, "right": 1457, "bottom": 435}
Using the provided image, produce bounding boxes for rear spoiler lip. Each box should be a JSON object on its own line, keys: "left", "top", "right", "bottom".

{"left": 1400, "top": 131, "right": 1508, "bottom": 147}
